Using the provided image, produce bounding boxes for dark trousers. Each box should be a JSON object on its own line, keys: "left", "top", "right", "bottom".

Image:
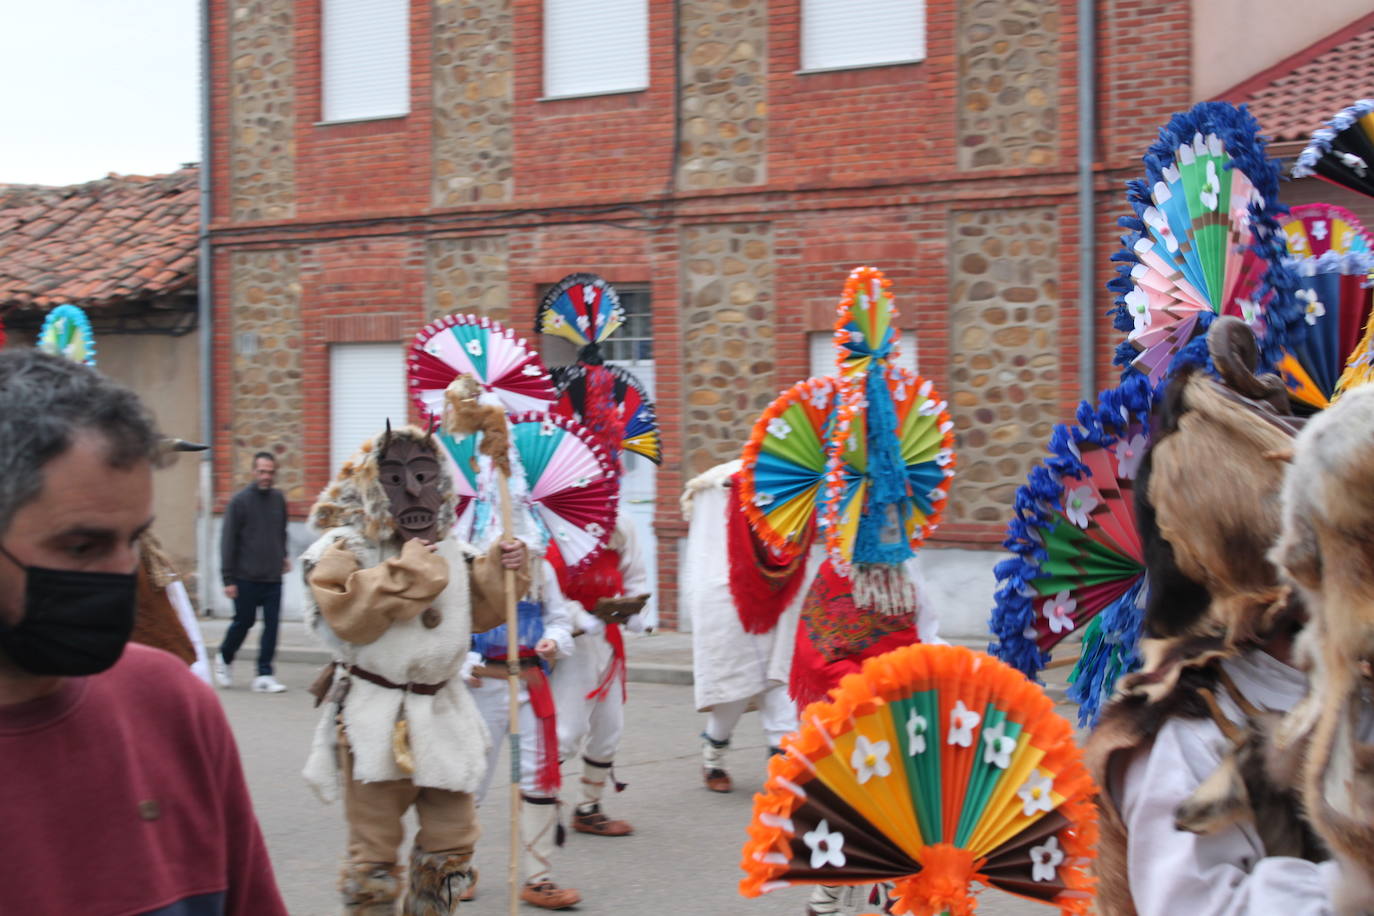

{"left": 219, "top": 579, "right": 282, "bottom": 676}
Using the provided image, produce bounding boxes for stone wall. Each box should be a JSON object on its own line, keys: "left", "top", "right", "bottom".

{"left": 679, "top": 223, "right": 775, "bottom": 475}
{"left": 677, "top": 0, "right": 767, "bottom": 190}
{"left": 229, "top": 250, "right": 306, "bottom": 501}
{"left": 425, "top": 236, "right": 511, "bottom": 323}
{"left": 958, "top": 0, "right": 1059, "bottom": 170}
{"left": 229, "top": 0, "right": 295, "bottom": 220}
{"left": 946, "top": 208, "right": 1060, "bottom": 524}
{"left": 432, "top": 0, "right": 513, "bottom": 206}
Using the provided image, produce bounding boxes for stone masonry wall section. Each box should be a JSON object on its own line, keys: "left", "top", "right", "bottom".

{"left": 678, "top": 0, "right": 768, "bottom": 190}
{"left": 946, "top": 208, "right": 1060, "bottom": 524}
{"left": 680, "top": 223, "right": 775, "bottom": 477}
{"left": 958, "top": 0, "right": 1060, "bottom": 170}
{"left": 229, "top": 0, "right": 295, "bottom": 220}
{"left": 432, "top": 0, "right": 513, "bottom": 206}
{"left": 425, "top": 236, "right": 512, "bottom": 324}
{"left": 229, "top": 250, "right": 305, "bottom": 502}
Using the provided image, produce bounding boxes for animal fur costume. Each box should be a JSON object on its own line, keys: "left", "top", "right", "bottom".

{"left": 1271, "top": 385, "right": 1374, "bottom": 914}
{"left": 301, "top": 423, "right": 530, "bottom": 915}
{"left": 1084, "top": 328, "right": 1334, "bottom": 915}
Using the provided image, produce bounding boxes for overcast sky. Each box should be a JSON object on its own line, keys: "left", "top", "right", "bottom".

{"left": 1, "top": 0, "right": 200, "bottom": 186}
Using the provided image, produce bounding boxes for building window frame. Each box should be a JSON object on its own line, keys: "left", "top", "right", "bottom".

{"left": 320, "top": 0, "right": 412, "bottom": 124}
{"left": 541, "top": 0, "right": 649, "bottom": 101}
{"left": 798, "top": 0, "right": 927, "bottom": 75}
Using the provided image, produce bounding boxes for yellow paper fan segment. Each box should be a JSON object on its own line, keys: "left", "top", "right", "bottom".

{"left": 741, "top": 645, "right": 1098, "bottom": 916}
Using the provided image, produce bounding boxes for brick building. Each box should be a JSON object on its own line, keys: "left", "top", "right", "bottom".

{"left": 205, "top": 0, "right": 1366, "bottom": 630}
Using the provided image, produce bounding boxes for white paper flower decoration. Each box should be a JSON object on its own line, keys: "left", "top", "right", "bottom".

{"left": 1018, "top": 771, "right": 1056, "bottom": 817}
{"left": 981, "top": 722, "right": 1017, "bottom": 770}
{"left": 1116, "top": 433, "right": 1147, "bottom": 480}
{"left": 947, "top": 700, "right": 981, "bottom": 747}
{"left": 465, "top": 339, "right": 484, "bottom": 357}
{"left": 767, "top": 417, "right": 793, "bottom": 440}
{"left": 906, "top": 710, "right": 928, "bottom": 756}
{"left": 850, "top": 735, "right": 892, "bottom": 785}
{"left": 1125, "top": 287, "right": 1151, "bottom": 335}
{"left": 1030, "top": 835, "right": 1065, "bottom": 883}
{"left": 1043, "top": 591, "right": 1076, "bottom": 635}
{"left": 802, "top": 819, "right": 847, "bottom": 869}
{"left": 1299, "top": 289, "right": 1326, "bottom": 326}
{"left": 1063, "top": 485, "right": 1097, "bottom": 529}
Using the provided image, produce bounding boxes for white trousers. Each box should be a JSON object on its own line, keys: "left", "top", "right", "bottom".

{"left": 469, "top": 676, "right": 547, "bottom": 801}
{"left": 551, "top": 632, "right": 623, "bottom": 763}
{"left": 703, "top": 684, "right": 798, "bottom": 747}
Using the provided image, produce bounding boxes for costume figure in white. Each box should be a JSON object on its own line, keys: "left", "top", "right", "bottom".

{"left": 549, "top": 510, "right": 651, "bottom": 837}
{"left": 300, "top": 424, "right": 526, "bottom": 915}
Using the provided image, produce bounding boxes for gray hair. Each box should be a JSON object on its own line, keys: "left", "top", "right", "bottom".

{"left": 0, "top": 349, "right": 163, "bottom": 534}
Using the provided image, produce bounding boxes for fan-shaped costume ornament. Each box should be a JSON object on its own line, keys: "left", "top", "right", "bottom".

{"left": 1292, "top": 98, "right": 1374, "bottom": 199}
{"left": 37, "top": 304, "right": 96, "bottom": 366}
{"left": 989, "top": 376, "right": 1154, "bottom": 726}
{"left": 537, "top": 272, "right": 663, "bottom": 468}
{"left": 741, "top": 644, "right": 1098, "bottom": 916}
{"left": 1276, "top": 203, "right": 1374, "bottom": 411}
{"left": 408, "top": 314, "right": 556, "bottom": 421}
{"left": 1107, "top": 103, "right": 1304, "bottom": 384}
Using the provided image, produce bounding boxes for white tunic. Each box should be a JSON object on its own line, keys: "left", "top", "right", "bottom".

{"left": 301, "top": 529, "right": 491, "bottom": 801}
{"left": 1117, "top": 650, "right": 1341, "bottom": 915}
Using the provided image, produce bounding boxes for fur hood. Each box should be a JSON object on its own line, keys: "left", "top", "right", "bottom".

{"left": 308, "top": 424, "right": 459, "bottom": 543}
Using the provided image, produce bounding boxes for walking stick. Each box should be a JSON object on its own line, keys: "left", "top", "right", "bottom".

{"left": 440, "top": 375, "right": 523, "bottom": 915}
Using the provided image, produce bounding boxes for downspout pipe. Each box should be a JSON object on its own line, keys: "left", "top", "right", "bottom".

{"left": 1077, "top": 0, "right": 1097, "bottom": 401}
{"left": 197, "top": 0, "right": 215, "bottom": 616}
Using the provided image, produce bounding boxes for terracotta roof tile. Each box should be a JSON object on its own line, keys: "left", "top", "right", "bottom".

{"left": 0, "top": 168, "right": 199, "bottom": 311}
{"left": 1217, "top": 13, "right": 1374, "bottom": 142}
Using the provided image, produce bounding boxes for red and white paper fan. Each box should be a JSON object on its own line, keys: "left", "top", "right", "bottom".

{"left": 408, "top": 314, "right": 556, "bottom": 422}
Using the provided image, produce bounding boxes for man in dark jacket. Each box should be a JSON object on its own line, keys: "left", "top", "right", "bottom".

{"left": 215, "top": 452, "right": 289, "bottom": 693}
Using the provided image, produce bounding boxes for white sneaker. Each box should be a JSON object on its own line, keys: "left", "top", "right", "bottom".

{"left": 252, "top": 675, "right": 287, "bottom": 694}
{"left": 213, "top": 656, "right": 232, "bottom": 688}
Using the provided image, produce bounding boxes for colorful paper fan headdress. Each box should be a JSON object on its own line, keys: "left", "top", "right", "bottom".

{"left": 988, "top": 375, "right": 1154, "bottom": 725}
{"left": 536, "top": 272, "right": 662, "bottom": 467}
{"left": 1276, "top": 203, "right": 1374, "bottom": 411}
{"left": 38, "top": 304, "right": 97, "bottom": 366}
{"left": 1292, "top": 98, "right": 1374, "bottom": 199}
{"left": 408, "top": 314, "right": 556, "bottom": 421}
{"left": 1106, "top": 102, "right": 1305, "bottom": 384}
{"left": 741, "top": 644, "right": 1098, "bottom": 916}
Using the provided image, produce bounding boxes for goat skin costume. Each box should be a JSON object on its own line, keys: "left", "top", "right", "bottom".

{"left": 1083, "top": 367, "right": 1336, "bottom": 916}
{"left": 301, "top": 424, "right": 529, "bottom": 915}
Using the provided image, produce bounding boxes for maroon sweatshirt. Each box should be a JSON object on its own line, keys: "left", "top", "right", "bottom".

{"left": 0, "top": 644, "right": 287, "bottom": 916}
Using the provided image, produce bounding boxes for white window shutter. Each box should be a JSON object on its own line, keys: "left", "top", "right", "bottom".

{"left": 801, "top": 0, "right": 926, "bottom": 71}
{"left": 808, "top": 330, "right": 918, "bottom": 378}
{"left": 323, "top": 0, "right": 410, "bottom": 122}
{"left": 544, "top": 0, "right": 648, "bottom": 99}
{"left": 330, "top": 343, "right": 409, "bottom": 472}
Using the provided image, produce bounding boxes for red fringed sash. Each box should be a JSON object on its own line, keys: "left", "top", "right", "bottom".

{"left": 522, "top": 664, "right": 562, "bottom": 793}
{"left": 725, "top": 474, "right": 814, "bottom": 634}
{"left": 548, "top": 542, "right": 628, "bottom": 703}
{"left": 788, "top": 559, "right": 920, "bottom": 707}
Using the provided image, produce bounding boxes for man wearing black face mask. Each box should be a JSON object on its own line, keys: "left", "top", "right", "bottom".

{"left": 0, "top": 349, "right": 287, "bottom": 916}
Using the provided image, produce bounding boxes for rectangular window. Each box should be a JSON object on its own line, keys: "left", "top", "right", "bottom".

{"left": 801, "top": 0, "right": 926, "bottom": 72}
{"left": 809, "top": 330, "right": 918, "bottom": 378}
{"left": 322, "top": 0, "right": 410, "bottom": 122}
{"left": 329, "top": 343, "right": 409, "bottom": 472}
{"left": 543, "top": 0, "right": 648, "bottom": 99}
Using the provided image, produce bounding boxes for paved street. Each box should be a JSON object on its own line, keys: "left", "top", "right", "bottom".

{"left": 220, "top": 660, "right": 1044, "bottom": 916}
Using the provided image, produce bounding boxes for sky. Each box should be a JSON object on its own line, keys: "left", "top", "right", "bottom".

{"left": 1, "top": 0, "right": 200, "bottom": 186}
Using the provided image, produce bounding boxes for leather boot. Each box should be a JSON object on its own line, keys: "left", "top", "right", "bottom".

{"left": 701, "top": 732, "right": 732, "bottom": 793}
{"left": 572, "top": 757, "right": 633, "bottom": 835}
{"left": 340, "top": 862, "right": 401, "bottom": 916}
{"left": 402, "top": 846, "right": 472, "bottom": 916}
{"left": 520, "top": 796, "right": 581, "bottom": 909}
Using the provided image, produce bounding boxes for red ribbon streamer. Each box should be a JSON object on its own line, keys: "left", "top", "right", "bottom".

{"left": 725, "top": 474, "right": 814, "bottom": 634}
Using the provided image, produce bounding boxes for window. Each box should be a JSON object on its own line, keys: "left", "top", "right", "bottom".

{"left": 322, "top": 0, "right": 410, "bottom": 122}
{"left": 543, "top": 0, "right": 648, "bottom": 99}
{"left": 808, "top": 330, "right": 918, "bottom": 377}
{"left": 601, "top": 287, "right": 653, "bottom": 364}
{"left": 801, "top": 0, "right": 926, "bottom": 72}
{"left": 329, "top": 343, "right": 409, "bottom": 472}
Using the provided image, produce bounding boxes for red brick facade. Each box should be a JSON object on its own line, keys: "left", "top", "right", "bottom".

{"left": 207, "top": 0, "right": 1195, "bottom": 628}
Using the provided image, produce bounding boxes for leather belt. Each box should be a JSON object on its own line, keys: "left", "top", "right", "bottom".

{"left": 473, "top": 657, "right": 540, "bottom": 680}
{"left": 346, "top": 664, "right": 448, "bottom": 696}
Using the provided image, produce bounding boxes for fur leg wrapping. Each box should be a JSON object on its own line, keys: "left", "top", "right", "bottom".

{"left": 701, "top": 733, "right": 729, "bottom": 772}
{"left": 340, "top": 862, "right": 401, "bottom": 916}
{"left": 402, "top": 846, "right": 473, "bottom": 916}
{"left": 521, "top": 796, "right": 561, "bottom": 885}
